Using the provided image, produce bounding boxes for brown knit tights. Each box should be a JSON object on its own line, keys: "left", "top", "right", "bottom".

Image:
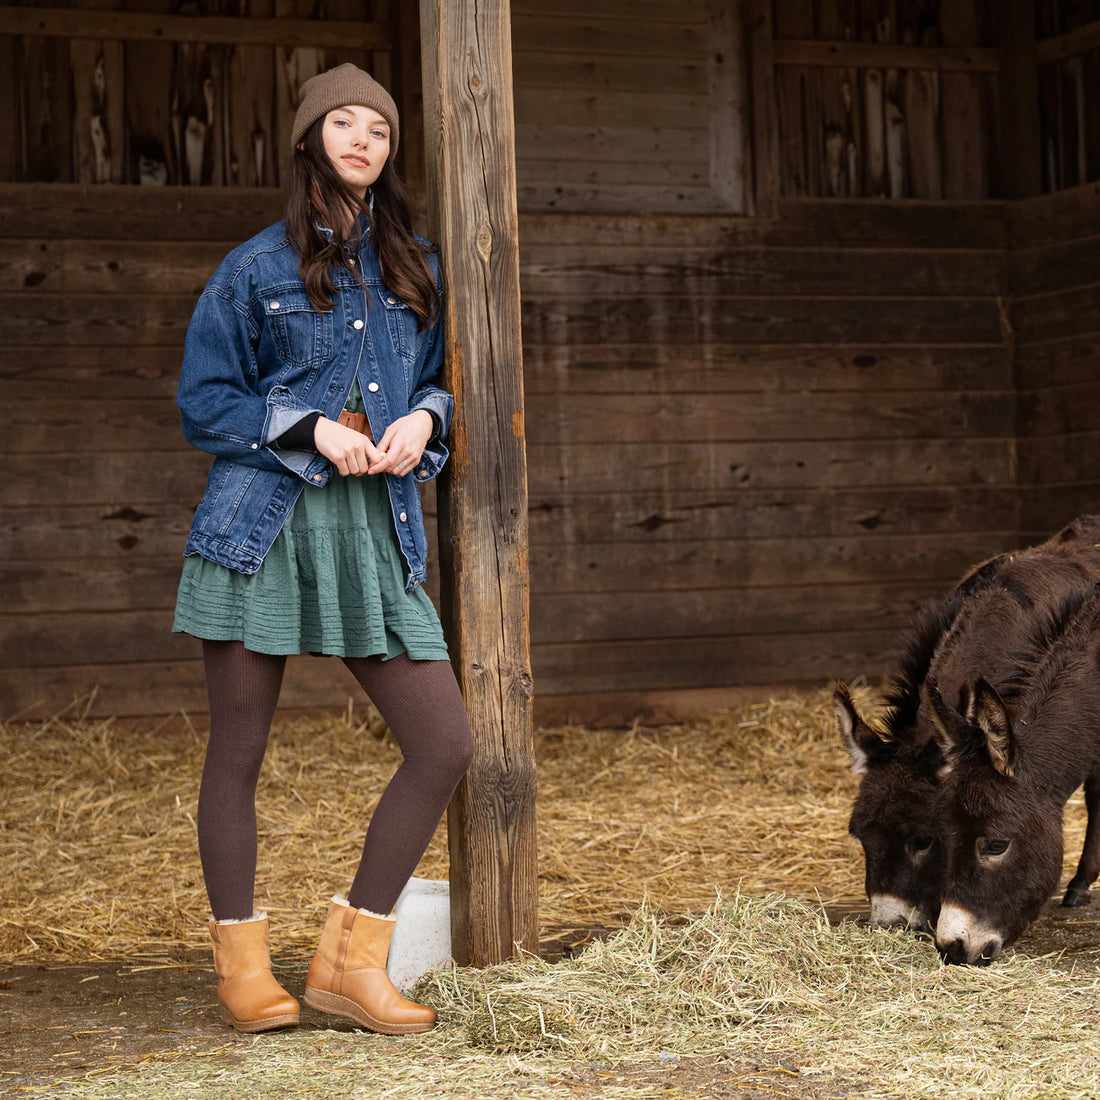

{"left": 197, "top": 640, "right": 474, "bottom": 920}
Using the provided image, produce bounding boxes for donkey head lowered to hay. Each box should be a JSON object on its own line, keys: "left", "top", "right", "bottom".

{"left": 834, "top": 516, "right": 1100, "bottom": 941}
{"left": 927, "top": 587, "right": 1100, "bottom": 965}
{"left": 833, "top": 600, "right": 959, "bottom": 935}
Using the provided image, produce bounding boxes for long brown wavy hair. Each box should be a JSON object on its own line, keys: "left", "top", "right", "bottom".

{"left": 285, "top": 118, "right": 440, "bottom": 329}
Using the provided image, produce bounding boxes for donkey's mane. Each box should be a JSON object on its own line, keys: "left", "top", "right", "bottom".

{"left": 1013, "top": 584, "right": 1100, "bottom": 721}
{"left": 881, "top": 595, "right": 965, "bottom": 739}
{"left": 953, "top": 552, "right": 1010, "bottom": 600}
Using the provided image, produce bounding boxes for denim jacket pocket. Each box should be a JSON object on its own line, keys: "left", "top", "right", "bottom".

{"left": 377, "top": 288, "right": 418, "bottom": 365}
{"left": 264, "top": 289, "right": 332, "bottom": 367}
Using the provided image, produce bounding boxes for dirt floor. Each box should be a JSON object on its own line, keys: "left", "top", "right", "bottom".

{"left": 8, "top": 698, "right": 1100, "bottom": 1098}
{"left": 0, "top": 949, "right": 850, "bottom": 1098}
{"left": 6, "top": 898, "right": 1100, "bottom": 1099}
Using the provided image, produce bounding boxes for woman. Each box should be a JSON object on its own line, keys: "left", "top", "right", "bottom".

{"left": 174, "top": 64, "right": 474, "bottom": 1035}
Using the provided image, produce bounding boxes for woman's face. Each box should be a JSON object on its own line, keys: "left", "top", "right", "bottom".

{"left": 321, "top": 105, "right": 390, "bottom": 198}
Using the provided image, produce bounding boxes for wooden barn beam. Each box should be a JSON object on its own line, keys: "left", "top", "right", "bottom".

{"left": 772, "top": 40, "right": 1000, "bottom": 73}
{"left": 417, "top": 0, "right": 537, "bottom": 966}
{"left": 1036, "top": 19, "right": 1100, "bottom": 66}
{"left": 999, "top": 0, "right": 1042, "bottom": 198}
{"left": 748, "top": 0, "right": 778, "bottom": 217}
{"left": 0, "top": 6, "right": 393, "bottom": 49}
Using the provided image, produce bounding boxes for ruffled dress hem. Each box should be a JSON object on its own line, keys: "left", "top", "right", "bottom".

{"left": 173, "top": 447, "right": 448, "bottom": 662}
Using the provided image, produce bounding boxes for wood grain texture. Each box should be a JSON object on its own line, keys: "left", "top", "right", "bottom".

{"left": 521, "top": 293, "right": 1003, "bottom": 346}
{"left": 1007, "top": 183, "right": 1100, "bottom": 249}
{"left": 4, "top": 147, "right": 1094, "bottom": 766}
{"left": 526, "top": 486, "right": 1020, "bottom": 545}
{"left": 0, "top": 340, "right": 1011, "bottom": 399}
{"left": 0, "top": 655, "right": 371, "bottom": 722}
{"left": 0, "top": 5, "right": 394, "bottom": 48}
{"left": 420, "top": 0, "right": 537, "bottom": 965}
{"left": 69, "top": 0, "right": 125, "bottom": 185}
{"left": 706, "top": 0, "right": 750, "bottom": 213}
{"left": 529, "top": 532, "right": 1020, "bottom": 595}
{"left": 940, "top": 0, "right": 986, "bottom": 199}
{"left": 999, "top": 0, "right": 1043, "bottom": 198}
{"left": 531, "top": 629, "right": 904, "bottom": 694}
{"left": 16, "top": 36, "right": 74, "bottom": 183}
{"left": 0, "top": 183, "right": 284, "bottom": 237}
{"left": 1035, "top": 17, "right": 1100, "bottom": 65}
{"left": 509, "top": 0, "right": 712, "bottom": 213}
{"left": 0, "top": 37, "right": 16, "bottom": 181}
{"left": 519, "top": 391, "right": 1015, "bottom": 445}
{"left": 1014, "top": 183, "right": 1100, "bottom": 542}
{"left": 0, "top": 186, "right": 1015, "bottom": 245}
{"left": 518, "top": 243, "right": 1007, "bottom": 296}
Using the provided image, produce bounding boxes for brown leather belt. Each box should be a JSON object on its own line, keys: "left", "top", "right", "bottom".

{"left": 338, "top": 410, "right": 374, "bottom": 441}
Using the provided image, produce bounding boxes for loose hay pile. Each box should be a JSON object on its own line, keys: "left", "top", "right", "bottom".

{"left": 418, "top": 893, "right": 1100, "bottom": 1096}
{"left": 0, "top": 687, "right": 1090, "bottom": 962}
{"left": 6, "top": 690, "right": 1100, "bottom": 1098}
{"left": 39, "top": 896, "right": 1100, "bottom": 1100}
{"left": 2, "top": 690, "right": 868, "bottom": 963}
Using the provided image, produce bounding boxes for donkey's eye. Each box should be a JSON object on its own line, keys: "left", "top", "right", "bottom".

{"left": 978, "top": 838, "right": 1011, "bottom": 860}
{"left": 906, "top": 836, "right": 934, "bottom": 858}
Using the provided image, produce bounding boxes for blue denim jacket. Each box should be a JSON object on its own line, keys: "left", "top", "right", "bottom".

{"left": 177, "top": 219, "right": 452, "bottom": 590}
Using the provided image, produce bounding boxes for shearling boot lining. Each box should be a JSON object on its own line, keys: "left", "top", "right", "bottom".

{"left": 332, "top": 894, "right": 394, "bottom": 921}
{"left": 212, "top": 911, "right": 268, "bottom": 925}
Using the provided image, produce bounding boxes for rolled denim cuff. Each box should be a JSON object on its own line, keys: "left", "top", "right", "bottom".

{"left": 265, "top": 402, "right": 323, "bottom": 445}
{"left": 409, "top": 388, "right": 453, "bottom": 441}
{"left": 272, "top": 411, "right": 322, "bottom": 451}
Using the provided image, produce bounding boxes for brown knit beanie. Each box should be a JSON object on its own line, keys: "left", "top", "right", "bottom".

{"left": 291, "top": 63, "right": 399, "bottom": 159}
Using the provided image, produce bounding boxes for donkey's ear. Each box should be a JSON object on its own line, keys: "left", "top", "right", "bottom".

{"left": 923, "top": 675, "right": 967, "bottom": 761}
{"left": 971, "top": 677, "right": 1016, "bottom": 777}
{"left": 833, "top": 683, "right": 879, "bottom": 774}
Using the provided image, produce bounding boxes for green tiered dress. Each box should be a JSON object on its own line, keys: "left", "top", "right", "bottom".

{"left": 173, "top": 381, "right": 448, "bottom": 661}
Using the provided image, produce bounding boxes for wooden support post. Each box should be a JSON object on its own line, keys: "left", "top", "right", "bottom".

{"left": 999, "top": 0, "right": 1042, "bottom": 198}
{"left": 397, "top": 0, "right": 426, "bottom": 199}
{"left": 707, "top": 0, "right": 751, "bottom": 213}
{"left": 417, "top": 0, "right": 537, "bottom": 966}
{"left": 747, "top": 0, "right": 778, "bottom": 217}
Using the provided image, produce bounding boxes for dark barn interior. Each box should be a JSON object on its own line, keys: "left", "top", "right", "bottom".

{"left": 2, "top": 0, "right": 1099, "bottom": 724}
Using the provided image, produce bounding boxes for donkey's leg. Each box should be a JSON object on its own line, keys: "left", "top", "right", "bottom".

{"left": 1063, "top": 774, "right": 1100, "bottom": 906}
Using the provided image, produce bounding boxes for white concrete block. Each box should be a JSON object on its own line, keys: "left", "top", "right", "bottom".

{"left": 386, "top": 877, "right": 453, "bottom": 992}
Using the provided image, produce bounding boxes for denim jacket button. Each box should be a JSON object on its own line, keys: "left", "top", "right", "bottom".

{"left": 353, "top": 319, "right": 364, "bottom": 330}
{"left": 416, "top": 467, "right": 427, "bottom": 478}
{"left": 251, "top": 443, "right": 258, "bottom": 450}
{"left": 313, "top": 474, "right": 323, "bottom": 482}
{"left": 270, "top": 300, "right": 280, "bottom": 310}
{"left": 399, "top": 511, "right": 408, "bottom": 522}
{"left": 367, "top": 381, "right": 379, "bottom": 393}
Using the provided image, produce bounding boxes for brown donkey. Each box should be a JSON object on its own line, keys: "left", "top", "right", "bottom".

{"left": 928, "top": 586, "right": 1100, "bottom": 964}
{"left": 835, "top": 516, "right": 1100, "bottom": 936}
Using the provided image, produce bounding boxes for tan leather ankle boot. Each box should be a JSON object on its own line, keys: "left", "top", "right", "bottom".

{"left": 303, "top": 896, "right": 436, "bottom": 1034}
{"left": 209, "top": 913, "right": 300, "bottom": 1032}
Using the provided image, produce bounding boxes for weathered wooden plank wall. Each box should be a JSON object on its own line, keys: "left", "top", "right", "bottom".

{"left": 0, "top": 182, "right": 1021, "bottom": 720}
{"left": 518, "top": 203, "right": 1018, "bottom": 718}
{"left": 769, "top": 0, "right": 999, "bottom": 199}
{"left": 4, "top": 0, "right": 392, "bottom": 186}
{"left": 3, "top": 2, "right": 1100, "bottom": 722}
{"left": 1036, "top": 0, "right": 1100, "bottom": 191}
{"left": 508, "top": 0, "right": 749, "bottom": 214}
{"left": 1012, "top": 181, "right": 1100, "bottom": 540}
{"left": 7, "top": 1, "right": 1100, "bottom": 200}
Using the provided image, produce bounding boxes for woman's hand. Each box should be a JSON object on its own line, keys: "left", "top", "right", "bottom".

{"left": 368, "top": 409, "right": 434, "bottom": 477}
{"left": 313, "top": 417, "right": 384, "bottom": 477}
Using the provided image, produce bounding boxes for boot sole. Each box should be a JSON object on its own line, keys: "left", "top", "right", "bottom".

{"left": 220, "top": 1005, "right": 300, "bottom": 1033}
{"left": 302, "top": 987, "right": 435, "bottom": 1034}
